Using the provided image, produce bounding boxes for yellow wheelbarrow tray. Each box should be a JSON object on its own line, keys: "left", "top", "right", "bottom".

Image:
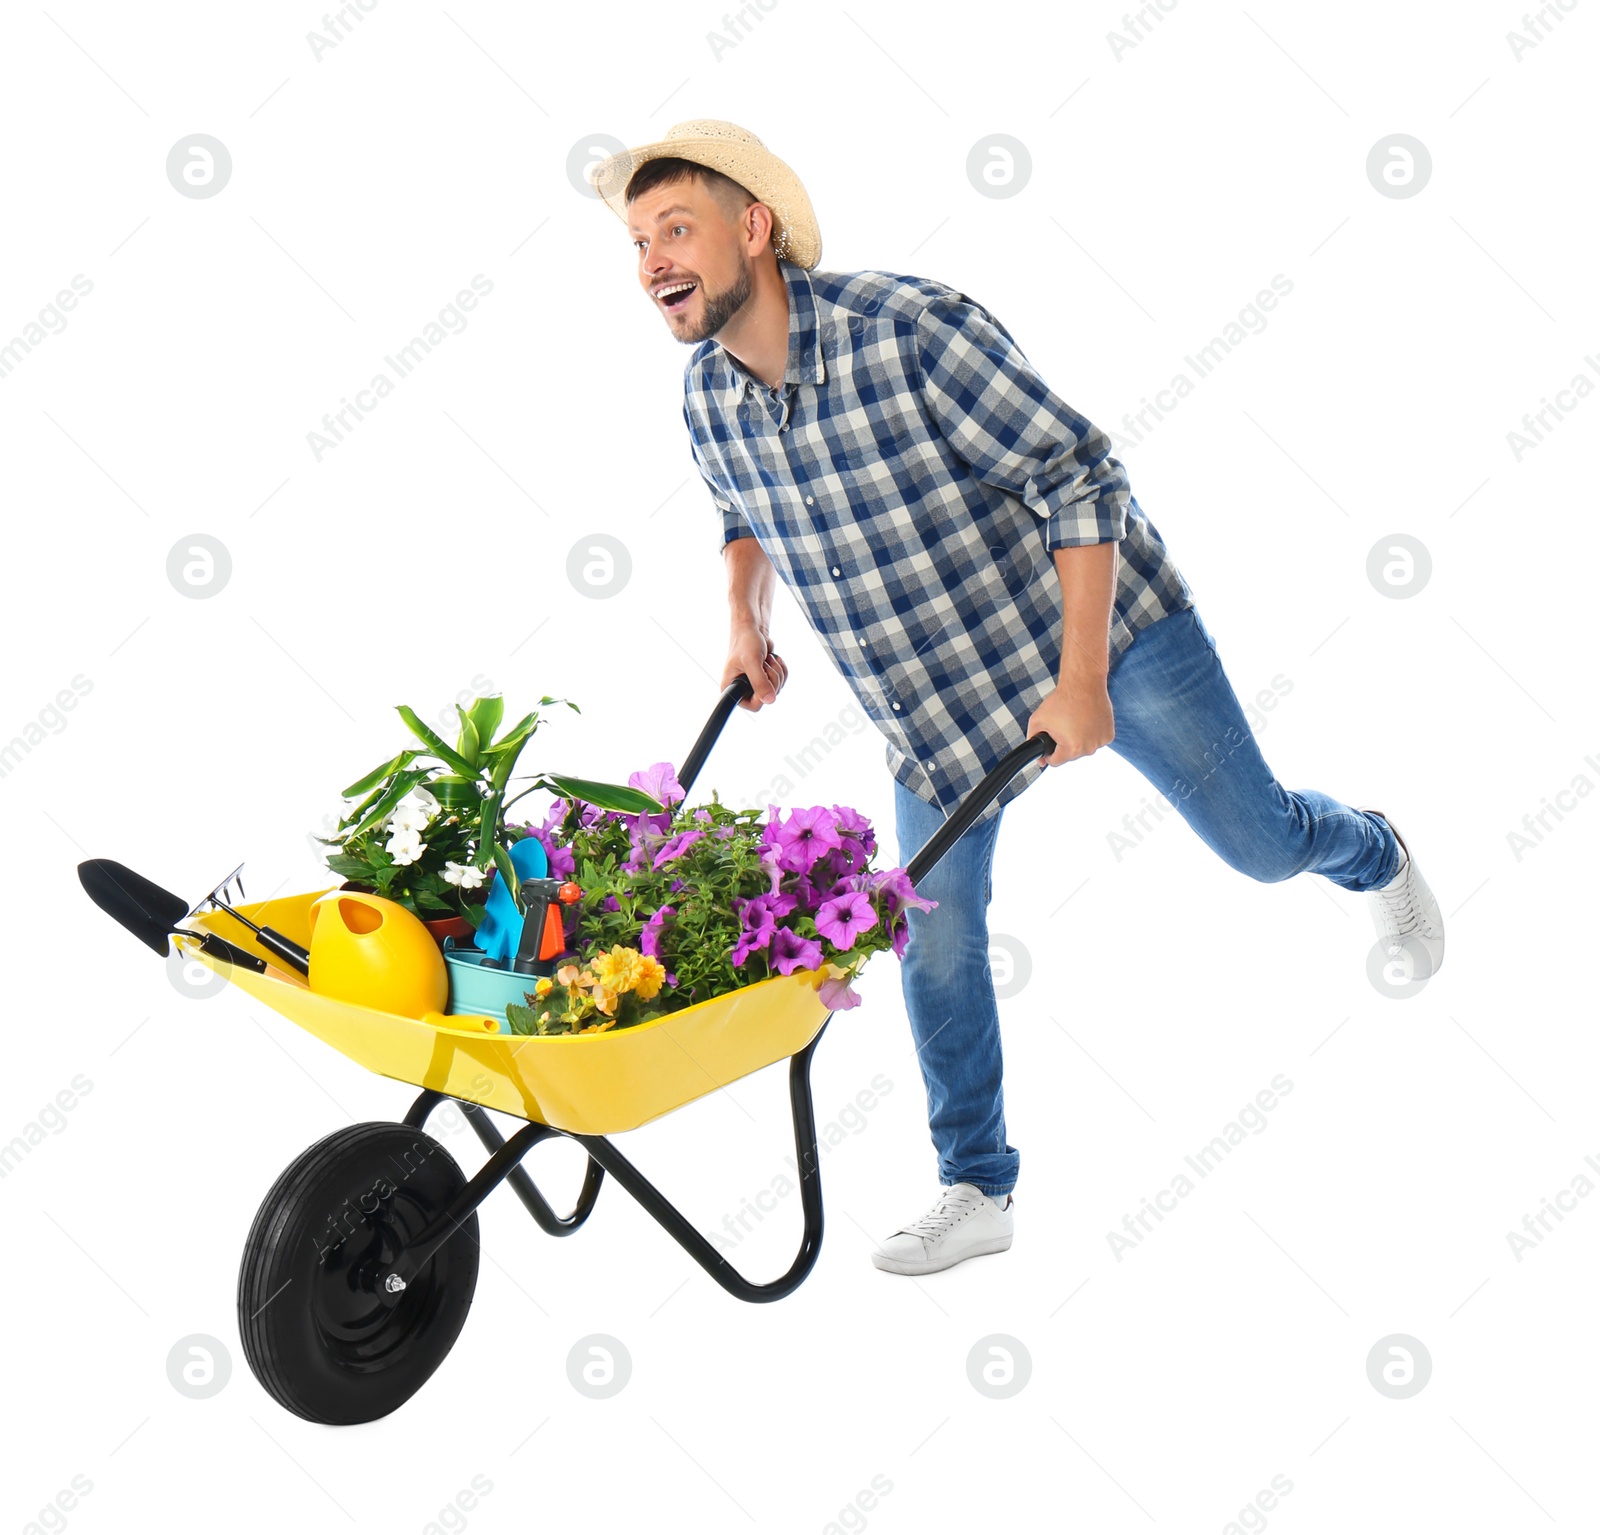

{"left": 81, "top": 672, "right": 1054, "bottom": 1426}
{"left": 181, "top": 884, "right": 837, "bottom": 1138}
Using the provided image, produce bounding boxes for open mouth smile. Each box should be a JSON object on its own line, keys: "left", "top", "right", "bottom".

{"left": 655, "top": 280, "right": 698, "bottom": 313}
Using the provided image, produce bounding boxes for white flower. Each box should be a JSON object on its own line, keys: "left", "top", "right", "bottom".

{"left": 443, "top": 860, "right": 485, "bottom": 890}
{"left": 386, "top": 827, "right": 426, "bottom": 865}
{"left": 389, "top": 788, "right": 440, "bottom": 835}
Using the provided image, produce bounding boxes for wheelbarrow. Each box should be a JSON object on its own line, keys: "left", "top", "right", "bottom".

{"left": 80, "top": 673, "right": 1053, "bottom": 1424}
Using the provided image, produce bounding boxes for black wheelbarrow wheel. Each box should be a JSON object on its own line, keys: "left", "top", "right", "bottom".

{"left": 237, "top": 1121, "right": 480, "bottom": 1425}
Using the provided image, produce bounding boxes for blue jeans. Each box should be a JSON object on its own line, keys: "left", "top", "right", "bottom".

{"left": 891, "top": 604, "right": 1401, "bottom": 1197}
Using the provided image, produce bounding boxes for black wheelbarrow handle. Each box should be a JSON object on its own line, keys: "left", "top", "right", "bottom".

{"left": 679, "top": 673, "right": 1056, "bottom": 895}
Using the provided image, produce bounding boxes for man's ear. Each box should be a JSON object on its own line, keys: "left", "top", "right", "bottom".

{"left": 743, "top": 200, "right": 776, "bottom": 257}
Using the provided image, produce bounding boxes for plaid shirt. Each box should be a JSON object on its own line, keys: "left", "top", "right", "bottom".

{"left": 682, "top": 258, "right": 1194, "bottom": 827}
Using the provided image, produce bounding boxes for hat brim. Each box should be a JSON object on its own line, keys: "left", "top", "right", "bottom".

{"left": 586, "top": 133, "right": 821, "bottom": 270}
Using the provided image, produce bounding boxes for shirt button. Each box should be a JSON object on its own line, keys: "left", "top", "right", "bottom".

{"left": 891, "top": 702, "right": 901, "bottom": 711}
{"left": 857, "top": 636, "right": 866, "bottom": 646}
{"left": 926, "top": 760, "right": 936, "bottom": 771}
{"left": 805, "top": 495, "right": 814, "bottom": 505}
{"left": 831, "top": 565, "right": 841, "bottom": 576}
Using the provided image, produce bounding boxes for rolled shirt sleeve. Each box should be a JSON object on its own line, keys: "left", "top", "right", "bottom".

{"left": 685, "top": 399, "right": 756, "bottom": 549}
{"left": 915, "top": 291, "right": 1130, "bottom": 549}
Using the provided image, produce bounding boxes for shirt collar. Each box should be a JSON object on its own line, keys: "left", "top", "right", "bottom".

{"left": 720, "top": 258, "right": 827, "bottom": 405}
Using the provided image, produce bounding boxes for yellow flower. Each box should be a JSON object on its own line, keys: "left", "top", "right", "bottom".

{"left": 534, "top": 977, "right": 554, "bottom": 998}
{"left": 633, "top": 954, "right": 667, "bottom": 1001}
{"left": 592, "top": 986, "right": 620, "bottom": 1016}
{"left": 591, "top": 944, "right": 654, "bottom": 997}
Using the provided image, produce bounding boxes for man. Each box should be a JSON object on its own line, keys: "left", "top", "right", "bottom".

{"left": 587, "top": 121, "right": 1445, "bottom": 1277}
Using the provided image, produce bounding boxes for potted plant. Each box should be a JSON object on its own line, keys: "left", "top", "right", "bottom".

{"left": 315, "top": 694, "right": 663, "bottom": 940}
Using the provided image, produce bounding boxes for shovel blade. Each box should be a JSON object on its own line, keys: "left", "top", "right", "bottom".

{"left": 78, "top": 858, "right": 188, "bottom": 957}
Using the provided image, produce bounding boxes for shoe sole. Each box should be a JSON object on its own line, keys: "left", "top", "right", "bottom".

{"left": 869, "top": 1235, "right": 1013, "bottom": 1276}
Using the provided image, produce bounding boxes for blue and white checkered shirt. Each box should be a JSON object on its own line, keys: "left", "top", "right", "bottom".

{"left": 683, "top": 258, "right": 1195, "bottom": 827}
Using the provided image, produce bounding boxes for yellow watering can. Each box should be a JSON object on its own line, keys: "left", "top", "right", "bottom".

{"left": 307, "top": 891, "right": 448, "bottom": 1019}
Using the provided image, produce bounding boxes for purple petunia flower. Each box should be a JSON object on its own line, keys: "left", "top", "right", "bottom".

{"left": 563, "top": 797, "right": 608, "bottom": 830}
{"left": 731, "top": 929, "right": 770, "bottom": 966}
{"left": 830, "top": 835, "right": 870, "bottom": 878}
{"left": 832, "top": 812, "right": 876, "bottom": 860}
{"left": 819, "top": 973, "right": 863, "bottom": 1010}
{"left": 652, "top": 828, "right": 705, "bottom": 869}
{"left": 867, "top": 867, "right": 938, "bottom": 917}
{"left": 602, "top": 894, "right": 621, "bottom": 913}
{"left": 815, "top": 890, "right": 878, "bottom": 949}
{"left": 524, "top": 826, "right": 576, "bottom": 881}
{"left": 887, "top": 910, "right": 913, "bottom": 959}
{"left": 730, "top": 894, "right": 778, "bottom": 966}
{"left": 621, "top": 830, "right": 656, "bottom": 875}
{"left": 791, "top": 868, "right": 830, "bottom": 913}
{"left": 768, "top": 926, "right": 823, "bottom": 975}
{"left": 641, "top": 904, "right": 676, "bottom": 958}
{"left": 755, "top": 889, "right": 798, "bottom": 921}
{"left": 758, "top": 842, "right": 785, "bottom": 896}
{"left": 772, "top": 806, "right": 845, "bottom": 873}
{"left": 629, "top": 761, "right": 685, "bottom": 810}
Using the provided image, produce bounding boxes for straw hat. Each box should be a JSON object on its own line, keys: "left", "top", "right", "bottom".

{"left": 586, "top": 119, "right": 822, "bottom": 269}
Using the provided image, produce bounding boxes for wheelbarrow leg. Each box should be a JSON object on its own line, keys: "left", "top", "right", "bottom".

{"left": 401, "top": 1088, "right": 605, "bottom": 1236}
{"left": 460, "top": 1101, "right": 605, "bottom": 1236}
{"left": 571, "top": 1021, "right": 830, "bottom": 1304}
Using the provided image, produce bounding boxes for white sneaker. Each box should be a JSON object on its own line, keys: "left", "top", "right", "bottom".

{"left": 869, "top": 1183, "right": 1014, "bottom": 1276}
{"left": 1360, "top": 808, "right": 1445, "bottom": 977}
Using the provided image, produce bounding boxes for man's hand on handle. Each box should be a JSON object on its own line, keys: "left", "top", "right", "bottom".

{"left": 1027, "top": 676, "right": 1114, "bottom": 766}
{"left": 723, "top": 625, "right": 787, "bottom": 712}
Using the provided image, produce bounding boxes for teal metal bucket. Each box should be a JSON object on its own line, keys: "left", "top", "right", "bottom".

{"left": 442, "top": 939, "right": 545, "bottom": 1033}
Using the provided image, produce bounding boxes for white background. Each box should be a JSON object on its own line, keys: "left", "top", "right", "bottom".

{"left": 2, "top": 2, "right": 1596, "bottom": 1531}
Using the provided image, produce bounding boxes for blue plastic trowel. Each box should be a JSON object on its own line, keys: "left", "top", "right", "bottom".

{"left": 474, "top": 836, "right": 550, "bottom": 966}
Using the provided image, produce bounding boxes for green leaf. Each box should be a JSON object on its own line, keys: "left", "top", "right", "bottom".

{"left": 345, "top": 767, "right": 432, "bottom": 843}
{"left": 490, "top": 841, "right": 524, "bottom": 914}
{"left": 430, "top": 774, "right": 479, "bottom": 811}
{"left": 340, "top": 749, "right": 418, "bottom": 800}
{"left": 475, "top": 788, "right": 505, "bottom": 869}
{"left": 489, "top": 732, "right": 531, "bottom": 795}
{"left": 396, "top": 705, "right": 476, "bottom": 777}
{"left": 535, "top": 774, "right": 665, "bottom": 814}
{"left": 481, "top": 712, "right": 538, "bottom": 760}
{"left": 455, "top": 705, "right": 481, "bottom": 769}
{"left": 324, "top": 854, "right": 374, "bottom": 880}
{"left": 468, "top": 695, "right": 505, "bottom": 745}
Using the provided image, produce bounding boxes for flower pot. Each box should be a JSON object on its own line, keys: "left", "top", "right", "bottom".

{"left": 422, "top": 913, "right": 475, "bottom": 944}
